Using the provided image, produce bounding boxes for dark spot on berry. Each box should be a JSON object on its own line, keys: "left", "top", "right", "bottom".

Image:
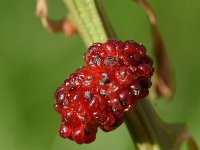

{"left": 119, "top": 100, "right": 126, "bottom": 106}
{"left": 100, "top": 89, "right": 107, "bottom": 96}
{"left": 139, "top": 78, "right": 151, "bottom": 89}
{"left": 101, "top": 73, "right": 110, "bottom": 83}
{"left": 85, "top": 91, "right": 93, "bottom": 100}
{"left": 70, "top": 78, "right": 80, "bottom": 87}
{"left": 92, "top": 55, "right": 101, "bottom": 66}
{"left": 104, "top": 56, "right": 119, "bottom": 68}
{"left": 84, "top": 128, "right": 90, "bottom": 135}
{"left": 141, "top": 55, "right": 153, "bottom": 66}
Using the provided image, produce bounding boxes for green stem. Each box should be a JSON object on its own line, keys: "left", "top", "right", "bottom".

{"left": 125, "top": 100, "right": 191, "bottom": 150}
{"left": 64, "top": 0, "right": 107, "bottom": 46}
{"left": 63, "top": 0, "right": 198, "bottom": 150}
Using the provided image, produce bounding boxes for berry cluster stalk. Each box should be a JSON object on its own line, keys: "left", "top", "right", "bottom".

{"left": 62, "top": 0, "right": 197, "bottom": 150}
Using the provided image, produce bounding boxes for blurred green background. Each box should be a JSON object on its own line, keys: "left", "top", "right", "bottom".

{"left": 0, "top": 0, "right": 200, "bottom": 149}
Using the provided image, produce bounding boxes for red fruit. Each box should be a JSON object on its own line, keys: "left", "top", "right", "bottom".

{"left": 115, "top": 66, "right": 134, "bottom": 85}
{"left": 54, "top": 39, "right": 154, "bottom": 144}
{"left": 59, "top": 122, "right": 71, "bottom": 138}
{"left": 101, "top": 113, "right": 116, "bottom": 131}
{"left": 71, "top": 124, "right": 85, "bottom": 144}
{"left": 138, "top": 64, "right": 153, "bottom": 76}
{"left": 83, "top": 127, "right": 97, "bottom": 143}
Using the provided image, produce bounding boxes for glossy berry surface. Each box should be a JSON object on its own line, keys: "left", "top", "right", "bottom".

{"left": 54, "top": 39, "right": 153, "bottom": 144}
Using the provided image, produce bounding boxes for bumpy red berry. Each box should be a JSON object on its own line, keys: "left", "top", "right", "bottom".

{"left": 54, "top": 39, "right": 153, "bottom": 144}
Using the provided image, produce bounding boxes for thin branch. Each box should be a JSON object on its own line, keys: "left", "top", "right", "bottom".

{"left": 35, "top": 0, "right": 77, "bottom": 36}
{"left": 134, "top": 0, "right": 173, "bottom": 99}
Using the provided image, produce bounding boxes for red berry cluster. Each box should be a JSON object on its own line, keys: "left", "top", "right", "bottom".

{"left": 54, "top": 40, "right": 153, "bottom": 144}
